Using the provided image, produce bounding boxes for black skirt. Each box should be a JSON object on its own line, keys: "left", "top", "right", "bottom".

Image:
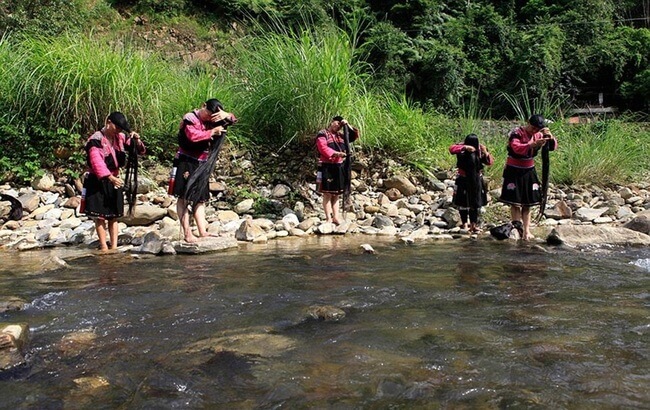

{"left": 83, "top": 173, "right": 124, "bottom": 219}
{"left": 317, "top": 162, "right": 345, "bottom": 194}
{"left": 498, "top": 165, "right": 542, "bottom": 206}
{"left": 170, "top": 154, "right": 210, "bottom": 203}
{"left": 452, "top": 175, "right": 487, "bottom": 209}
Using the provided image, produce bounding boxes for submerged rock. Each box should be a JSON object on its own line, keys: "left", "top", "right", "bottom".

{"left": 173, "top": 236, "right": 238, "bottom": 254}
{"left": 182, "top": 328, "right": 296, "bottom": 359}
{"left": 0, "top": 323, "right": 30, "bottom": 372}
{"left": 0, "top": 297, "right": 27, "bottom": 313}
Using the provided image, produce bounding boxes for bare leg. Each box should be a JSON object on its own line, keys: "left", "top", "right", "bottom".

{"left": 323, "top": 193, "right": 333, "bottom": 223}
{"left": 94, "top": 218, "right": 109, "bottom": 251}
{"left": 522, "top": 206, "right": 534, "bottom": 240}
{"left": 194, "top": 202, "right": 216, "bottom": 237}
{"left": 107, "top": 219, "right": 119, "bottom": 250}
{"left": 510, "top": 205, "right": 522, "bottom": 223}
{"left": 331, "top": 194, "right": 342, "bottom": 224}
{"left": 177, "top": 198, "right": 199, "bottom": 243}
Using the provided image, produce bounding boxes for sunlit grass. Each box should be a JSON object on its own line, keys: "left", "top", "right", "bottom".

{"left": 0, "top": 28, "right": 648, "bottom": 185}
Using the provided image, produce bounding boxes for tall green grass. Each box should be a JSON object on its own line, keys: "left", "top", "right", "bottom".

{"left": 0, "top": 34, "right": 235, "bottom": 159}
{"left": 551, "top": 120, "right": 650, "bottom": 185}
{"left": 231, "top": 23, "right": 458, "bottom": 171}
{"left": 231, "top": 26, "right": 364, "bottom": 145}
{"left": 1, "top": 27, "right": 649, "bottom": 186}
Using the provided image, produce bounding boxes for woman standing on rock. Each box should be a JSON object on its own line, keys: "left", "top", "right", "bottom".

{"left": 498, "top": 114, "right": 557, "bottom": 240}
{"left": 316, "top": 116, "right": 360, "bottom": 224}
{"left": 449, "top": 134, "right": 494, "bottom": 233}
{"left": 82, "top": 112, "right": 145, "bottom": 251}
{"left": 169, "top": 98, "right": 236, "bottom": 243}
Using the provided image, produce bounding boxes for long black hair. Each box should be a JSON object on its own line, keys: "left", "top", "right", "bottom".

{"left": 183, "top": 99, "right": 232, "bottom": 204}
{"left": 458, "top": 134, "right": 482, "bottom": 209}
{"left": 536, "top": 140, "right": 551, "bottom": 223}
{"left": 109, "top": 111, "right": 138, "bottom": 215}
{"left": 107, "top": 111, "right": 131, "bottom": 134}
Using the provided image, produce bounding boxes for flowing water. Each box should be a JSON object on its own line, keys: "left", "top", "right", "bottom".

{"left": 1, "top": 236, "right": 649, "bottom": 408}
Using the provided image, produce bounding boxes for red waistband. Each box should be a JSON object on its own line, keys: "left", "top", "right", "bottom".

{"left": 506, "top": 157, "right": 535, "bottom": 168}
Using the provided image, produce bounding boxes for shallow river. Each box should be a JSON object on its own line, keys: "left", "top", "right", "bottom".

{"left": 1, "top": 236, "right": 649, "bottom": 408}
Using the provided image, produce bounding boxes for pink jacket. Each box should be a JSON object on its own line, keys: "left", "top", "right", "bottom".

{"left": 86, "top": 130, "right": 145, "bottom": 178}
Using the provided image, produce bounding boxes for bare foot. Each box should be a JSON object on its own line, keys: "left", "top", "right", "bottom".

{"left": 184, "top": 235, "right": 200, "bottom": 243}
{"left": 523, "top": 233, "right": 535, "bottom": 241}
{"left": 200, "top": 232, "right": 219, "bottom": 238}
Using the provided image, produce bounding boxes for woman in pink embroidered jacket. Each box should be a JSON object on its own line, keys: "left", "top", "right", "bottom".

{"left": 449, "top": 134, "right": 494, "bottom": 233}
{"left": 83, "top": 112, "right": 145, "bottom": 251}
{"left": 498, "top": 114, "right": 557, "bottom": 240}
{"left": 315, "top": 115, "right": 359, "bottom": 224}
{"left": 169, "top": 98, "right": 236, "bottom": 243}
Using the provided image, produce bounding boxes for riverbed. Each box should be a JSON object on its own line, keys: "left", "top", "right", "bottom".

{"left": 1, "top": 236, "right": 649, "bottom": 408}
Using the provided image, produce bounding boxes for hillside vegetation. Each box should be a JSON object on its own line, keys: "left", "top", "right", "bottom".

{"left": 0, "top": 0, "right": 649, "bottom": 185}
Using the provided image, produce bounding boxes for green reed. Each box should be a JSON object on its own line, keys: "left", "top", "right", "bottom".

{"left": 0, "top": 34, "right": 235, "bottom": 158}
{"left": 1, "top": 29, "right": 648, "bottom": 185}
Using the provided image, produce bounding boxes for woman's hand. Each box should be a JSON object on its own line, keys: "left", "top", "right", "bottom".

{"left": 210, "top": 110, "right": 231, "bottom": 124}
{"left": 108, "top": 175, "right": 123, "bottom": 188}
{"left": 532, "top": 138, "right": 547, "bottom": 148}
{"left": 464, "top": 145, "right": 476, "bottom": 153}
{"left": 333, "top": 152, "right": 347, "bottom": 158}
{"left": 210, "top": 126, "right": 224, "bottom": 137}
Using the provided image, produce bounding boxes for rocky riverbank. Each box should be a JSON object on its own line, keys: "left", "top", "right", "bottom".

{"left": 1, "top": 148, "right": 650, "bottom": 255}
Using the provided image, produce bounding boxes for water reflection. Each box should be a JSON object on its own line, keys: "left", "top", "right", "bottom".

{"left": 0, "top": 237, "right": 648, "bottom": 408}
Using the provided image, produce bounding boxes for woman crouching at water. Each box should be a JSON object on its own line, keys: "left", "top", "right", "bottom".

{"left": 82, "top": 112, "right": 145, "bottom": 251}
{"left": 449, "top": 134, "right": 494, "bottom": 233}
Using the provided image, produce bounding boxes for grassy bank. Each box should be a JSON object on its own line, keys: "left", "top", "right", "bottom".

{"left": 0, "top": 28, "right": 649, "bottom": 186}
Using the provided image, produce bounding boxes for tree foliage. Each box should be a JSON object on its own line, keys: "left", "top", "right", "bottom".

{"left": 1, "top": 0, "right": 648, "bottom": 115}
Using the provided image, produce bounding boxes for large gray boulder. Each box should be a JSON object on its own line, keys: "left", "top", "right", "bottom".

{"left": 543, "top": 225, "right": 650, "bottom": 247}
{"left": 384, "top": 176, "right": 417, "bottom": 196}
{"left": 173, "top": 236, "right": 238, "bottom": 254}
{"left": 119, "top": 205, "right": 167, "bottom": 226}
{"left": 623, "top": 210, "right": 650, "bottom": 235}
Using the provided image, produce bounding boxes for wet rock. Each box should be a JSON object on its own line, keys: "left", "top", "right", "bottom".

{"left": 173, "top": 236, "right": 238, "bottom": 254}
{"left": 184, "top": 328, "right": 296, "bottom": 358}
{"left": 542, "top": 225, "right": 650, "bottom": 247}
{"left": 0, "top": 297, "right": 27, "bottom": 313}
{"left": 0, "top": 323, "right": 29, "bottom": 371}
{"left": 73, "top": 375, "right": 110, "bottom": 390}
{"left": 58, "top": 331, "right": 97, "bottom": 358}
{"left": 235, "top": 219, "right": 266, "bottom": 242}
{"left": 360, "top": 243, "right": 375, "bottom": 254}
{"left": 306, "top": 305, "right": 346, "bottom": 322}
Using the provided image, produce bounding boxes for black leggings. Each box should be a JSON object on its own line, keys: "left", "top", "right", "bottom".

{"left": 460, "top": 209, "right": 478, "bottom": 224}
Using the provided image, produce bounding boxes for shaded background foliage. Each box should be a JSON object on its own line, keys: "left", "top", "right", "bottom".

{"left": 0, "top": 0, "right": 648, "bottom": 185}
{"left": 2, "top": 0, "right": 648, "bottom": 113}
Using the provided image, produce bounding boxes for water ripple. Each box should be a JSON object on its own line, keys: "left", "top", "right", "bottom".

{"left": 630, "top": 258, "right": 650, "bottom": 272}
